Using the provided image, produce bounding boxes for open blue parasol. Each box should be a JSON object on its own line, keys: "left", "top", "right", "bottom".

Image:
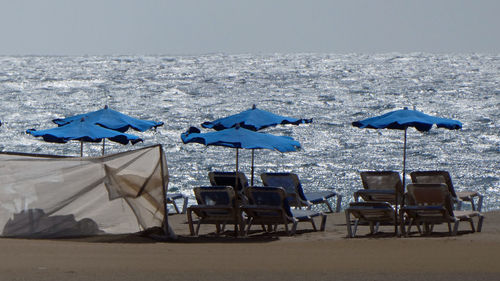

{"left": 181, "top": 126, "right": 301, "bottom": 188}
{"left": 27, "top": 118, "right": 142, "bottom": 156}
{"left": 202, "top": 104, "right": 312, "bottom": 131}
{"left": 201, "top": 104, "right": 311, "bottom": 184}
{"left": 53, "top": 105, "right": 163, "bottom": 133}
{"left": 52, "top": 105, "right": 162, "bottom": 154}
{"left": 353, "top": 107, "right": 462, "bottom": 233}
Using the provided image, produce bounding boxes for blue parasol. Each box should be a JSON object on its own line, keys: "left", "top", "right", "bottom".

{"left": 181, "top": 126, "right": 300, "bottom": 188}
{"left": 202, "top": 104, "right": 312, "bottom": 131}
{"left": 27, "top": 118, "right": 142, "bottom": 156}
{"left": 53, "top": 105, "right": 163, "bottom": 133}
{"left": 353, "top": 107, "right": 462, "bottom": 234}
{"left": 201, "top": 104, "right": 311, "bottom": 184}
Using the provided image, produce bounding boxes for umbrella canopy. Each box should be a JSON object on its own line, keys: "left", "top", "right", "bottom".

{"left": 53, "top": 105, "right": 163, "bottom": 133}
{"left": 27, "top": 118, "right": 142, "bottom": 156}
{"left": 352, "top": 107, "right": 462, "bottom": 234}
{"left": 352, "top": 108, "right": 462, "bottom": 132}
{"left": 201, "top": 104, "right": 311, "bottom": 184}
{"left": 181, "top": 126, "right": 300, "bottom": 152}
{"left": 181, "top": 126, "right": 300, "bottom": 191}
{"left": 201, "top": 104, "right": 312, "bottom": 131}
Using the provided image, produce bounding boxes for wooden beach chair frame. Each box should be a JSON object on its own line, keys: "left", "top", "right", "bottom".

{"left": 402, "top": 183, "right": 484, "bottom": 236}
{"left": 345, "top": 201, "right": 397, "bottom": 238}
{"left": 410, "top": 170, "right": 484, "bottom": 211}
{"left": 186, "top": 186, "right": 244, "bottom": 236}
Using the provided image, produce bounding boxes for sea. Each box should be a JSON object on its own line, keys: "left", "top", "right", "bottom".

{"left": 0, "top": 53, "right": 498, "bottom": 210}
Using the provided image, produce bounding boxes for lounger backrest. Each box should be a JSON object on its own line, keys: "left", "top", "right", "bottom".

{"left": 209, "top": 171, "right": 249, "bottom": 194}
{"left": 194, "top": 186, "right": 235, "bottom": 208}
{"left": 410, "top": 171, "right": 457, "bottom": 198}
{"left": 246, "top": 186, "right": 293, "bottom": 217}
{"left": 407, "top": 183, "right": 454, "bottom": 216}
{"left": 360, "top": 171, "right": 403, "bottom": 204}
{"left": 260, "top": 172, "right": 307, "bottom": 201}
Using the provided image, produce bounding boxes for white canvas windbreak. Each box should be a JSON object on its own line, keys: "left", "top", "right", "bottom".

{"left": 0, "top": 145, "right": 169, "bottom": 238}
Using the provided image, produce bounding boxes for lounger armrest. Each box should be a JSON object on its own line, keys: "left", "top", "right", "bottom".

{"left": 354, "top": 189, "right": 395, "bottom": 202}
{"left": 240, "top": 205, "right": 283, "bottom": 212}
{"left": 188, "top": 204, "right": 233, "bottom": 209}
{"left": 401, "top": 205, "right": 447, "bottom": 213}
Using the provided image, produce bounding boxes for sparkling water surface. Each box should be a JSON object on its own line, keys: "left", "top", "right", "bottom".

{"left": 0, "top": 54, "right": 498, "bottom": 210}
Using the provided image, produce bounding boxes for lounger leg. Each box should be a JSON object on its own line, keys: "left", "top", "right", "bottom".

{"left": 320, "top": 214, "right": 326, "bottom": 231}
{"left": 477, "top": 195, "right": 484, "bottom": 212}
{"left": 187, "top": 209, "right": 195, "bottom": 236}
{"left": 469, "top": 219, "right": 476, "bottom": 232}
{"left": 181, "top": 197, "right": 188, "bottom": 214}
{"left": 336, "top": 195, "right": 343, "bottom": 213}
{"left": 353, "top": 219, "right": 359, "bottom": 237}
{"left": 406, "top": 219, "right": 414, "bottom": 237}
{"left": 310, "top": 217, "right": 317, "bottom": 231}
{"left": 325, "top": 201, "right": 334, "bottom": 213}
{"left": 172, "top": 201, "right": 180, "bottom": 214}
{"left": 470, "top": 200, "right": 476, "bottom": 212}
{"left": 452, "top": 220, "right": 459, "bottom": 236}
{"left": 196, "top": 221, "right": 202, "bottom": 236}
{"left": 290, "top": 220, "right": 298, "bottom": 236}
{"left": 345, "top": 210, "right": 353, "bottom": 238}
{"left": 245, "top": 218, "right": 253, "bottom": 236}
{"left": 477, "top": 215, "right": 484, "bottom": 232}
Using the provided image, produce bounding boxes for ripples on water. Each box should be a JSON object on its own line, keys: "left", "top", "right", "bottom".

{"left": 0, "top": 54, "right": 498, "bottom": 210}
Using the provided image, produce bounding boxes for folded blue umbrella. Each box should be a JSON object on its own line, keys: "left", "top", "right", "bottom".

{"left": 53, "top": 105, "right": 163, "bottom": 133}
{"left": 201, "top": 104, "right": 312, "bottom": 131}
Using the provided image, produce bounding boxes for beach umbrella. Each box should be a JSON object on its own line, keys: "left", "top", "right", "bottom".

{"left": 53, "top": 105, "right": 162, "bottom": 154}
{"left": 181, "top": 126, "right": 301, "bottom": 189}
{"left": 201, "top": 104, "right": 311, "bottom": 184}
{"left": 352, "top": 107, "right": 462, "bottom": 233}
{"left": 201, "top": 104, "right": 312, "bottom": 131}
{"left": 53, "top": 105, "right": 163, "bottom": 132}
{"left": 27, "top": 118, "right": 143, "bottom": 157}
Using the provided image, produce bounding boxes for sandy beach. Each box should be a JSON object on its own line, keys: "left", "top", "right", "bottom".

{"left": 1, "top": 210, "right": 499, "bottom": 281}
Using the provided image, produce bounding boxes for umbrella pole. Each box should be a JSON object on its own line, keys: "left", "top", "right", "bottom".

{"left": 235, "top": 148, "right": 239, "bottom": 188}
{"left": 397, "top": 127, "right": 408, "bottom": 236}
{"left": 235, "top": 148, "right": 240, "bottom": 236}
{"left": 102, "top": 139, "right": 105, "bottom": 156}
{"left": 251, "top": 149, "right": 255, "bottom": 186}
{"left": 80, "top": 141, "right": 83, "bottom": 157}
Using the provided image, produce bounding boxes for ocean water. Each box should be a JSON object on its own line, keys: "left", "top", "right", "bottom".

{"left": 0, "top": 54, "right": 498, "bottom": 210}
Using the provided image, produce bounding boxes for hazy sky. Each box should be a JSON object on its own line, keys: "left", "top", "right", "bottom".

{"left": 1, "top": 0, "right": 499, "bottom": 55}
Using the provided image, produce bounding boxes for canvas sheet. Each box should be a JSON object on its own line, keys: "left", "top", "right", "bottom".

{"left": 0, "top": 145, "right": 168, "bottom": 238}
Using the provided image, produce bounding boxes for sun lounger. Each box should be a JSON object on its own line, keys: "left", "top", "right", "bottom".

{"left": 402, "top": 183, "right": 483, "bottom": 236}
{"left": 166, "top": 193, "right": 188, "bottom": 214}
{"left": 345, "top": 202, "right": 397, "bottom": 238}
{"left": 241, "top": 186, "right": 326, "bottom": 236}
{"left": 260, "top": 172, "right": 342, "bottom": 213}
{"left": 410, "top": 170, "right": 484, "bottom": 211}
{"left": 186, "top": 186, "right": 244, "bottom": 236}
{"left": 355, "top": 171, "right": 404, "bottom": 205}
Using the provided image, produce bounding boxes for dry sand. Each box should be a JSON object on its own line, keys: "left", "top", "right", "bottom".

{"left": 1, "top": 210, "right": 500, "bottom": 281}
